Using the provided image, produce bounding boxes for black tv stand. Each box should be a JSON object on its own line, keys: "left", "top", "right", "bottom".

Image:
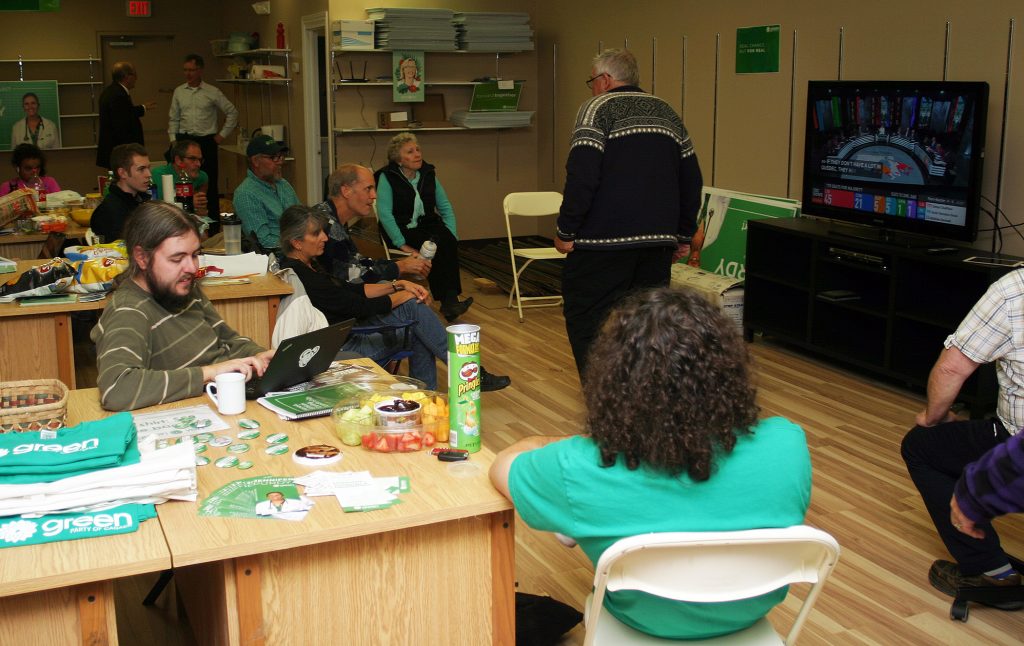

{"left": 745, "top": 218, "right": 1021, "bottom": 415}
{"left": 826, "top": 222, "right": 948, "bottom": 250}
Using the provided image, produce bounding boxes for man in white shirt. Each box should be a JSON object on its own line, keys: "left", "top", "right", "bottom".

{"left": 168, "top": 53, "right": 239, "bottom": 226}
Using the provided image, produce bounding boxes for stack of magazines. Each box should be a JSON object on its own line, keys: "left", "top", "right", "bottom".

{"left": 453, "top": 12, "right": 533, "bottom": 51}
{"left": 367, "top": 7, "right": 457, "bottom": 50}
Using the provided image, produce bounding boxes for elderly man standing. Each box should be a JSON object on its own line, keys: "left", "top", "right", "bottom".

{"left": 232, "top": 134, "right": 299, "bottom": 253}
{"left": 168, "top": 53, "right": 238, "bottom": 219}
{"left": 97, "top": 61, "right": 156, "bottom": 170}
{"left": 555, "top": 48, "right": 703, "bottom": 375}
{"left": 313, "top": 163, "right": 432, "bottom": 284}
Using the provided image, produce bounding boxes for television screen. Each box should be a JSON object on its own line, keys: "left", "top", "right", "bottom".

{"left": 801, "top": 80, "right": 989, "bottom": 243}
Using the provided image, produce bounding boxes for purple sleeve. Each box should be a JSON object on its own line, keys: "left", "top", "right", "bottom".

{"left": 44, "top": 176, "right": 61, "bottom": 193}
{"left": 954, "top": 432, "right": 1024, "bottom": 522}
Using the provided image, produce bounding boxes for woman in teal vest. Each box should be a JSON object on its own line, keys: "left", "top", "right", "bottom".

{"left": 375, "top": 132, "right": 472, "bottom": 322}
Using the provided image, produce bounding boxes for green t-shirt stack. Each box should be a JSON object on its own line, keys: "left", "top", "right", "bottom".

{"left": 0, "top": 412, "right": 140, "bottom": 484}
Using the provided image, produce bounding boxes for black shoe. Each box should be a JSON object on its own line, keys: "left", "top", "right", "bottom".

{"left": 441, "top": 296, "right": 474, "bottom": 322}
{"left": 928, "top": 559, "right": 1024, "bottom": 610}
{"left": 480, "top": 367, "right": 511, "bottom": 392}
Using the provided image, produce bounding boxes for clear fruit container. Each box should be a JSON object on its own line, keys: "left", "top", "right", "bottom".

{"left": 332, "top": 387, "right": 449, "bottom": 452}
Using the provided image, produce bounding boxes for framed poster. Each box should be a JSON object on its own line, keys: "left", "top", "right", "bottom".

{"left": 392, "top": 51, "right": 425, "bottom": 103}
{"left": 0, "top": 80, "right": 62, "bottom": 150}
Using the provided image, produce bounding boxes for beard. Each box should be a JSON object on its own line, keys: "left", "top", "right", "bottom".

{"left": 144, "top": 264, "right": 195, "bottom": 311}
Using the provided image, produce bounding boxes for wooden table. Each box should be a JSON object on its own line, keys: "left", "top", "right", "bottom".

{"left": 0, "top": 394, "right": 173, "bottom": 646}
{"left": 0, "top": 260, "right": 291, "bottom": 387}
{"left": 0, "top": 224, "right": 89, "bottom": 259}
{"left": 71, "top": 362, "right": 516, "bottom": 645}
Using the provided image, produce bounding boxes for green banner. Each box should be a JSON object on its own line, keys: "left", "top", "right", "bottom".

{"left": 0, "top": 504, "right": 154, "bottom": 549}
{"left": 736, "top": 25, "right": 780, "bottom": 74}
{"left": 684, "top": 189, "right": 799, "bottom": 279}
{"left": 0, "top": 0, "right": 60, "bottom": 10}
{"left": 469, "top": 81, "right": 523, "bottom": 112}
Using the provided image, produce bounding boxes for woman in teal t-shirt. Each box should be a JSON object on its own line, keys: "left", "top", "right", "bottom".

{"left": 490, "top": 287, "right": 812, "bottom": 640}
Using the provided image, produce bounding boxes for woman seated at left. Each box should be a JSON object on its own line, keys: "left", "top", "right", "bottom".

{"left": 0, "top": 143, "right": 61, "bottom": 197}
{"left": 278, "top": 204, "right": 510, "bottom": 392}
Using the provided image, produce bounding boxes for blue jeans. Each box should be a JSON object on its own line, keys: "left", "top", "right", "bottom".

{"left": 342, "top": 298, "right": 448, "bottom": 389}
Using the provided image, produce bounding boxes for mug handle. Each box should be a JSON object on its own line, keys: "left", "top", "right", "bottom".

{"left": 206, "top": 382, "right": 219, "bottom": 406}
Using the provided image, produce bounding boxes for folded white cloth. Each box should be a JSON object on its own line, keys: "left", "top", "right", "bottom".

{"left": 0, "top": 440, "right": 197, "bottom": 517}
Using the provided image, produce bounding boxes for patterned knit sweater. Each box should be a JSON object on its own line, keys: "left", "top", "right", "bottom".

{"left": 91, "top": 279, "right": 264, "bottom": 411}
{"left": 557, "top": 85, "right": 703, "bottom": 250}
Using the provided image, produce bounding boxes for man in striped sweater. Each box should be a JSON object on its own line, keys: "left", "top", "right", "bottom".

{"left": 91, "top": 201, "right": 275, "bottom": 411}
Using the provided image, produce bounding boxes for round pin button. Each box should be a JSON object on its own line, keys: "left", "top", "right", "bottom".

{"left": 236, "top": 460, "right": 254, "bottom": 470}
{"left": 195, "top": 455, "right": 210, "bottom": 466}
{"left": 194, "top": 443, "right": 208, "bottom": 454}
{"left": 227, "top": 443, "right": 250, "bottom": 454}
{"left": 209, "top": 436, "right": 232, "bottom": 448}
{"left": 239, "top": 419, "right": 261, "bottom": 429}
{"left": 237, "top": 429, "right": 260, "bottom": 440}
{"left": 265, "top": 444, "right": 289, "bottom": 456}
{"left": 215, "top": 456, "right": 239, "bottom": 468}
{"left": 266, "top": 433, "right": 289, "bottom": 445}
{"left": 193, "top": 433, "right": 214, "bottom": 444}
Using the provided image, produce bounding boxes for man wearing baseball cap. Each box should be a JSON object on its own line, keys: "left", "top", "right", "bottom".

{"left": 232, "top": 134, "right": 298, "bottom": 253}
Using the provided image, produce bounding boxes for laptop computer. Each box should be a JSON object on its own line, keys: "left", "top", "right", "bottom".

{"left": 245, "top": 319, "right": 355, "bottom": 399}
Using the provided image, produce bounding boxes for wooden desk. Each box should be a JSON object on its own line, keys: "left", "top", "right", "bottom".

{"left": 69, "top": 368, "right": 516, "bottom": 646}
{"left": 0, "top": 394, "right": 173, "bottom": 645}
{"left": 0, "top": 261, "right": 291, "bottom": 387}
{"left": 0, "top": 224, "right": 89, "bottom": 259}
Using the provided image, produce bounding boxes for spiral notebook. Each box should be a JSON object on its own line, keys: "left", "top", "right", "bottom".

{"left": 257, "top": 382, "right": 366, "bottom": 420}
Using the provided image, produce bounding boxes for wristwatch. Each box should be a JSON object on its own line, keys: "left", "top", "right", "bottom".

{"left": 392, "top": 280, "right": 403, "bottom": 293}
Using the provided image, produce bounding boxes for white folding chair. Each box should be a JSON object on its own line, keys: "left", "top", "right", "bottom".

{"left": 503, "top": 191, "right": 566, "bottom": 321}
{"left": 584, "top": 526, "right": 841, "bottom": 646}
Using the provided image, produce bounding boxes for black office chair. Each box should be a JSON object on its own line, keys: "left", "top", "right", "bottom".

{"left": 350, "top": 320, "right": 418, "bottom": 375}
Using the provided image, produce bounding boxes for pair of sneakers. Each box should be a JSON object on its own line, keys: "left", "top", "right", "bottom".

{"left": 929, "top": 560, "right": 1023, "bottom": 611}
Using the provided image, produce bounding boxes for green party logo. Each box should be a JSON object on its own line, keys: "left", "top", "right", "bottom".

{"left": 0, "top": 519, "right": 38, "bottom": 544}
{"left": 0, "top": 438, "right": 100, "bottom": 459}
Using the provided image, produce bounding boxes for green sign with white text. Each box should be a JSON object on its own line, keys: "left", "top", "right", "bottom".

{"left": 736, "top": 25, "right": 780, "bottom": 74}
{"left": 0, "top": 504, "right": 154, "bottom": 549}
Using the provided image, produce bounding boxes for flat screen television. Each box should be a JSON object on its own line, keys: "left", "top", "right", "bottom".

{"left": 801, "top": 80, "right": 989, "bottom": 243}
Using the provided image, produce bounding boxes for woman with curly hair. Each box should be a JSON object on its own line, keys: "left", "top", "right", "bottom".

{"left": 490, "top": 287, "right": 811, "bottom": 640}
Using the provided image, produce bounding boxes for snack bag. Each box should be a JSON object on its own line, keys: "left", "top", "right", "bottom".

{"left": 71, "top": 256, "right": 127, "bottom": 293}
{"left": 0, "top": 258, "right": 76, "bottom": 300}
{"left": 0, "top": 189, "right": 38, "bottom": 229}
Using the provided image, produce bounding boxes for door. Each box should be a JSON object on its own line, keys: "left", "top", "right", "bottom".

{"left": 100, "top": 34, "right": 177, "bottom": 161}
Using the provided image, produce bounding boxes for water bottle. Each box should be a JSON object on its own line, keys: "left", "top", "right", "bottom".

{"left": 29, "top": 171, "right": 46, "bottom": 210}
{"left": 419, "top": 238, "right": 437, "bottom": 261}
{"left": 102, "top": 170, "right": 114, "bottom": 196}
{"left": 413, "top": 238, "right": 436, "bottom": 281}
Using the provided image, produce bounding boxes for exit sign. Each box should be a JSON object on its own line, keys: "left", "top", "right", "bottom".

{"left": 127, "top": 0, "right": 151, "bottom": 17}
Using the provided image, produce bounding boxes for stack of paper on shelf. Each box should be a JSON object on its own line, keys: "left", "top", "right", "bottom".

{"left": 451, "top": 110, "right": 534, "bottom": 129}
{"left": 453, "top": 12, "right": 533, "bottom": 51}
{"left": 367, "top": 7, "right": 457, "bottom": 51}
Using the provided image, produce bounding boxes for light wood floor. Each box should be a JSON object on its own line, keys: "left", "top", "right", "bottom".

{"left": 100, "top": 277, "right": 1024, "bottom": 644}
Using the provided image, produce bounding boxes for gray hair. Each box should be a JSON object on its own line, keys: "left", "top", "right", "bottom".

{"left": 171, "top": 138, "right": 199, "bottom": 162}
{"left": 121, "top": 201, "right": 200, "bottom": 283}
{"left": 280, "top": 204, "right": 328, "bottom": 256}
{"left": 386, "top": 132, "right": 418, "bottom": 164}
{"left": 592, "top": 48, "right": 639, "bottom": 86}
{"left": 327, "top": 163, "right": 367, "bottom": 198}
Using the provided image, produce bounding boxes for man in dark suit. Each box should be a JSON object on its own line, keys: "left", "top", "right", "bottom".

{"left": 96, "top": 61, "right": 155, "bottom": 170}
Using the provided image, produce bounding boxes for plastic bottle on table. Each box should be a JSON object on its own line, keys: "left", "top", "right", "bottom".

{"left": 174, "top": 167, "right": 194, "bottom": 214}
{"left": 29, "top": 170, "right": 46, "bottom": 210}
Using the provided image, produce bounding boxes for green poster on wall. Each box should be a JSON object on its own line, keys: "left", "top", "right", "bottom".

{"left": 0, "top": 0, "right": 59, "bottom": 10}
{"left": 736, "top": 25, "right": 780, "bottom": 74}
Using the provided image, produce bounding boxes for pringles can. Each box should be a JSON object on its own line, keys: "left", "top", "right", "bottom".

{"left": 447, "top": 323, "right": 481, "bottom": 453}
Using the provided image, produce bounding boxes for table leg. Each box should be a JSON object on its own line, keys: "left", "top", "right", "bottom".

{"left": 491, "top": 510, "right": 516, "bottom": 646}
{"left": 235, "top": 556, "right": 265, "bottom": 646}
{"left": 55, "top": 313, "right": 76, "bottom": 389}
{"left": 76, "top": 580, "right": 116, "bottom": 645}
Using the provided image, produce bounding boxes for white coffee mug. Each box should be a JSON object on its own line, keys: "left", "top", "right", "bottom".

{"left": 206, "top": 372, "right": 247, "bottom": 415}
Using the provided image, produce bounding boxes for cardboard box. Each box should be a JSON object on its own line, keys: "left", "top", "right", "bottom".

{"left": 332, "top": 19, "right": 375, "bottom": 50}
{"left": 377, "top": 110, "right": 410, "bottom": 129}
{"left": 670, "top": 263, "right": 744, "bottom": 331}
{"left": 251, "top": 64, "right": 286, "bottom": 79}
